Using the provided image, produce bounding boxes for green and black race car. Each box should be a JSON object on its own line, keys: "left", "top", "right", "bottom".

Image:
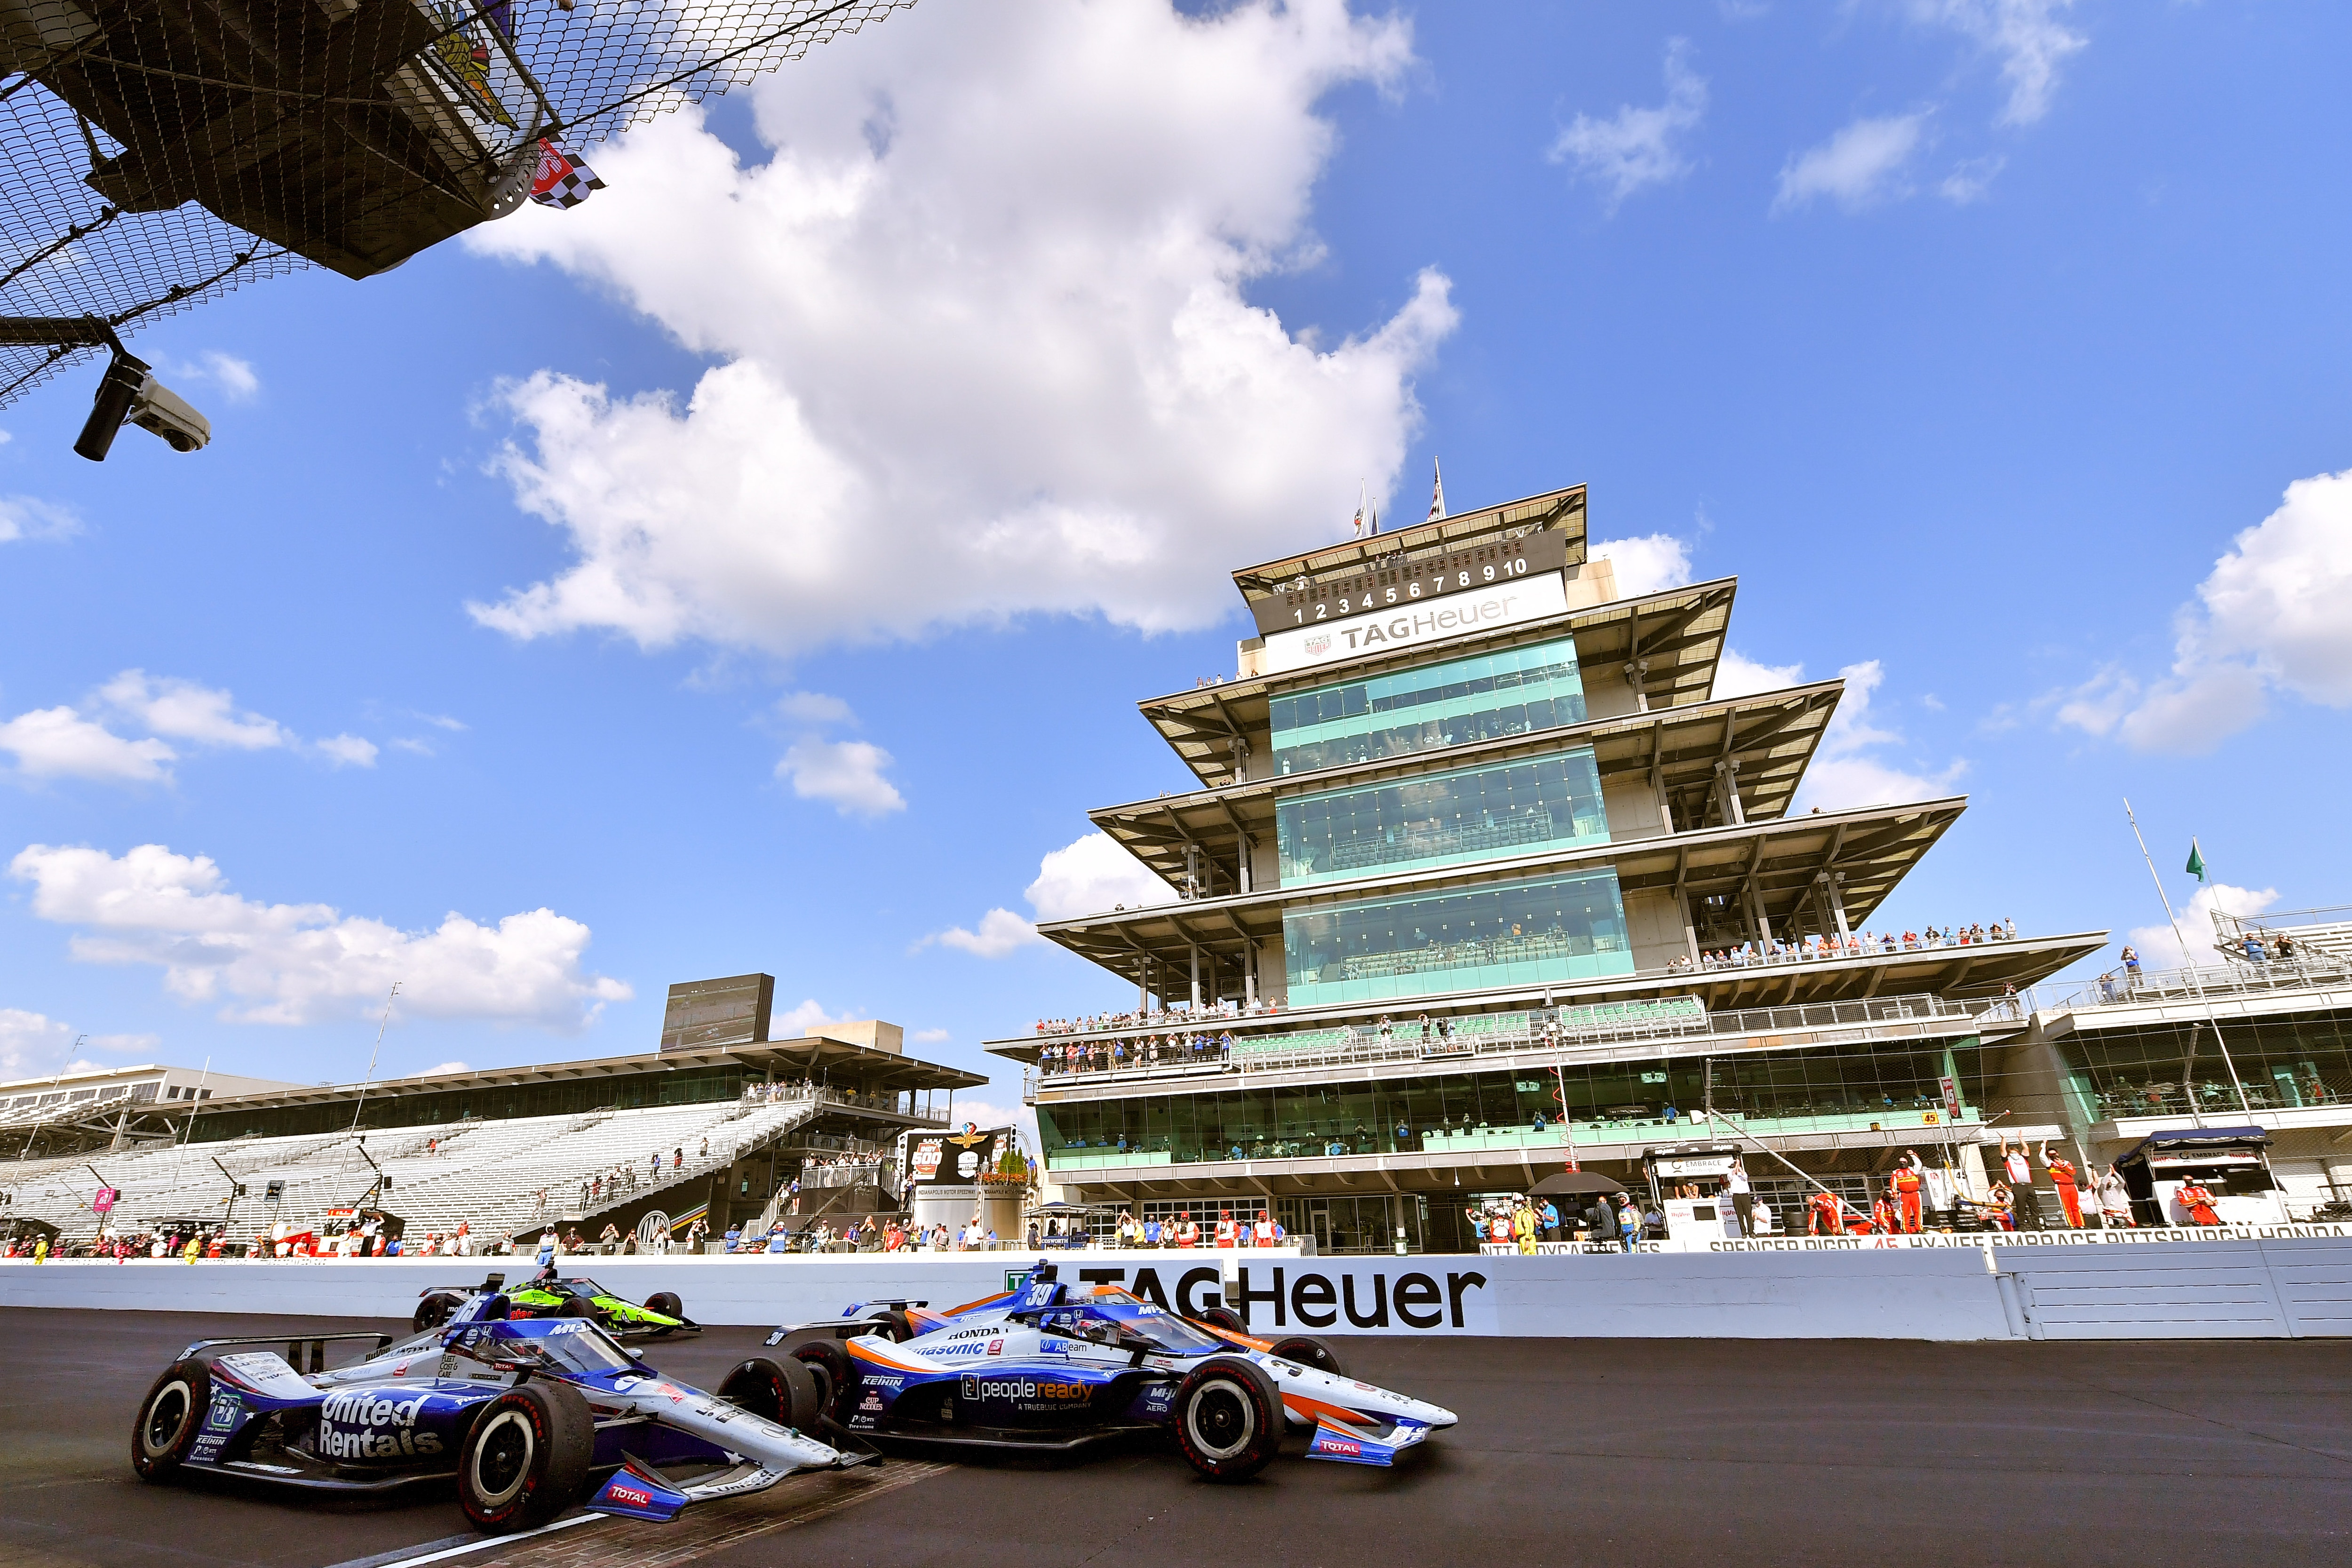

{"left": 413, "top": 1270, "right": 699, "bottom": 1337}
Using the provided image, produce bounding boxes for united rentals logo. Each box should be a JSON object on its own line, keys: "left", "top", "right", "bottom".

{"left": 316, "top": 1392, "right": 443, "bottom": 1459}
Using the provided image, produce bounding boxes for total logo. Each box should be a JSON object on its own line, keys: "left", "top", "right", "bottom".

{"left": 1321, "top": 1438, "right": 1363, "bottom": 1458}
{"left": 316, "top": 1393, "right": 444, "bottom": 1459}
{"left": 608, "top": 1483, "right": 654, "bottom": 1508}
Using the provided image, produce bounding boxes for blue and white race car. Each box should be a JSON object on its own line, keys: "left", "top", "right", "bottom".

{"left": 131, "top": 1273, "right": 870, "bottom": 1532}
{"left": 764, "top": 1260, "right": 1456, "bottom": 1481}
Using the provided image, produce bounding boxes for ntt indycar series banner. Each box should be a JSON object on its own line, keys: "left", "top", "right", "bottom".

{"left": 1026, "top": 1257, "right": 1497, "bottom": 1335}
{"left": 1483, "top": 1221, "right": 2352, "bottom": 1256}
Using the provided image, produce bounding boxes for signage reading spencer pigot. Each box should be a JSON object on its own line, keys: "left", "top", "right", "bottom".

{"left": 1258, "top": 573, "right": 1570, "bottom": 676}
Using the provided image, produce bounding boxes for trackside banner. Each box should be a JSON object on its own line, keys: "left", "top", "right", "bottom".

{"left": 1026, "top": 1258, "right": 1499, "bottom": 1335}
{"left": 1480, "top": 1221, "right": 2352, "bottom": 1256}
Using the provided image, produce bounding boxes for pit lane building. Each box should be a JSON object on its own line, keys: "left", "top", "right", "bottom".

{"left": 987, "top": 484, "right": 2108, "bottom": 1250}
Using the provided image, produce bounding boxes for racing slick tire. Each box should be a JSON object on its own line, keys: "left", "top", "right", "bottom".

{"left": 862, "top": 1309, "right": 915, "bottom": 1343}
{"left": 414, "top": 1291, "right": 464, "bottom": 1333}
{"left": 790, "top": 1339, "right": 856, "bottom": 1425}
{"left": 1267, "top": 1335, "right": 1348, "bottom": 1378}
{"left": 1172, "top": 1356, "right": 1284, "bottom": 1482}
{"left": 458, "top": 1380, "right": 594, "bottom": 1534}
{"left": 558, "top": 1295, "right": 598, "bottom": 1319}
{"left": 719, "top": 1356, "right": 823, "bottom": 1432}
{"left": 1193, "top": 1306, "right": 1247, "bottom": 1336}
{"left": 643, "top": 1290, "right": 684, "bottom": 1327}
{"left": 131, "top": 1358, "right": 212, "bottom": 1481}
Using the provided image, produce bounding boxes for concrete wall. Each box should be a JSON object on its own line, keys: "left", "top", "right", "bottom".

{"left": 8, "top": 1239, "right": 2347, "bottom": 1340}
{"left": 1621, "top": 887, "right": 1692, "bottom": 972}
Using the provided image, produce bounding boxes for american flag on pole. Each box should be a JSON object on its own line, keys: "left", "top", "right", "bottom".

{"left": 529, "top": 139, "right": 607, "bottom": 209}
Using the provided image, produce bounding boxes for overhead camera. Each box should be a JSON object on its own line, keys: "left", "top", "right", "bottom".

{"left": 75, "top": 350, "right": 209, "bottom": 461}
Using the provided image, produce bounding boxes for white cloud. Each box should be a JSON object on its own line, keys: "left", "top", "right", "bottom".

{"left": 1548, "top": 39, "right": 1708, "bottom": 209}
{"left": 2051, "top": 469, "right": 2352, "bottom": 755}
{"left": 1908, "top": 0, "right": 2086, "bottom": 126}
{"left": 423, "top": 1060, "right": 472, "bottom": 1075}
{"left": 1713, "top": 649, "right": 1806, "bottom": 700}
{"left": 390, "top": 737, "right": 436, "bottom": 756}
{"left": 0, "top": 1008, "right": 74, "bottom": 1075}
{"left": 0, "top": 707, "right": 176, "bottom": 783}
{"left": 417, "top": 713, "right": 469, "bottom": 732}
{"left": 1939, "top": 154, "right": 2005, "bottom": 204}
{"left": 86, "top": 1032, "right": 161, "bottom": 1054}
{"left": 1026, "top": 832, "right": 1174, "bottom": 922}
{"left": 0, "top": 494, "right": 80, "bottom": 542}
{"left": 910, "top": 1027, "right": 950, "bottom": 1043}
{"left": 1591, "top": 533, "right": 1694, "bottom": 598}
{"left": 463, "top": 0, "right": 1450, "bottom": 659}
{"left": 99, "top": 670, "right": 288, "bottom": 750}
{"left": 923, "top": 830, "right": 1173, "bottom": 960}
{"left": 2125, "top": 882, "right": 2277, "bottom": 971}
{"left": 314, "top": 734, "right": 380, "bottom": 768}
{"left": 776, "top": 691, "right": 856, "bottom": 725}
{"left": 926, "top": 908, "right": 1048, "bottom": 959}
{"left": 942, "top": 1097, "right": 1040, "bottom": 1161}
{"left": 777, "top": 735, "right": 905, "bottom": 817}
{"left": 772, "top": 997, "right": 854, "bottom": 1038}
{"left": 9, "top": 843, "right": 631, "bottom": 1029}
{"left": 195, "top": 351, "right": 260, "bottom": 401}
{"left": 1746, "top": 659, "right": 1968, "bottom": 812}
{"left": 1774, "top": 112, "right": 1931, "bottom": 214}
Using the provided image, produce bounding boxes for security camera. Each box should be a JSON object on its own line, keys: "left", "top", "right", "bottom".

{"left": 72, "top": 351, "right": 209, "bottom": 461}
{"left": 128, "top": 373, "right": 210, "bottom": 452}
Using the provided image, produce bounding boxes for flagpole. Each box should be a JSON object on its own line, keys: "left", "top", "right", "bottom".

{"left": 2122, "top": 800, "right": 2252, "bottom": 1120}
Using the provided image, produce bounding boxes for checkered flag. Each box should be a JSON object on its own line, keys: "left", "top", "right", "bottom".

{"left": 529, "top": 139, "right": 607, "bottom": 210}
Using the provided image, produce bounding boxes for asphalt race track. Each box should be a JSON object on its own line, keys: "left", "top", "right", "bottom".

{"left": 3, "top": 1307, "right": 2347, "bottom": 1568}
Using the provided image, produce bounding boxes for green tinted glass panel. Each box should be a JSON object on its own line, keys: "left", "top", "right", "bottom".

{"left": 1274, "top": 748, "right": 1609, "bottom": 886}
{"left": 1281, "top": 868, "right": 1633, "bottom": 1007}
{"left": 1268, "top": 636, "right": 1587, "bottom": 775}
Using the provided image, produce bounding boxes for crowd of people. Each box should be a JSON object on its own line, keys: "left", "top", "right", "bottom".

{"left": 1034, "top": 999, "right": 1275, "bottom": 1037}
{"left": 1672, "top": 920, "right": 2019, "bottom": 972}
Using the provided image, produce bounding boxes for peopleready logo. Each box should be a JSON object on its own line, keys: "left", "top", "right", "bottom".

{"left": 316, "top": 1393, "right": 442, "bottom": 1459}
{"left": 958, "top": 1375, "right": 1090, "bottom": 1402}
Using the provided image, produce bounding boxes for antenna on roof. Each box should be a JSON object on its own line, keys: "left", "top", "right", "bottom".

{"left": 349, "top": 982, "right": 402, "bottom": 1134}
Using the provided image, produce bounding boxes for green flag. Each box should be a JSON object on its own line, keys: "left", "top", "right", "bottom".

{"left": 2185, "top": 839, "right": 2207, "bottom": 882}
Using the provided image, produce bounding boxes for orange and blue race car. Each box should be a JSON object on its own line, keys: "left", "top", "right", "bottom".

{"left": 761, "top": 1259, "right": 1455, "bottom": 1480}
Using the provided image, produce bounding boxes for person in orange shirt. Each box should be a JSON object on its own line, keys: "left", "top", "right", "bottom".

{"left": 2042, "top": 1142, "right": 2084, "bottom": 1229}
{"left": 1175, "top": 1215, "right": 1200, "bottom": 1247}
{"left": 1214, "top": 1209, "right": 1239, "bottom": 1247}
{"left": 2176, "top": 1179, "right": 2221, "bottom": 1226}
{"left": 1808, "top": 1190, "right": 1841, "bottom": 1235}
{"left": 1892, "top": 1153, "right": 1926, "bottom": 1234}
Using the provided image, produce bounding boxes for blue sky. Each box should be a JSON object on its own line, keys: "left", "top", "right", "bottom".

{"left": 3, "top": 0, "right": 2347, "bottom": 1125}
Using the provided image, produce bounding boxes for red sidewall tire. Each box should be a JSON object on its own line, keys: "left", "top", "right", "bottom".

{"left": 791, "top": 1340, "right": 854, "bottom": 1424}
{"left": 132, "top": 1358, "right": 212, "bottom": 1481}
{"left": 1193, "top": 1306, "right": 1247, "bottom": 1336}
{"left": 644, "top": 1291, "right": 683, "bottom": 1320}
{"left": 457, "top": 1381, "right": 594, "bottom": 1534}
{"left": 414, "top": 1293, "right": 462, "bottom": 1333}
{"left": 1173, "top": 1357, "right": 1284, "bottom": 1482}
{"left": 720, "top": 1355, "right": 819, "bottom": 1429}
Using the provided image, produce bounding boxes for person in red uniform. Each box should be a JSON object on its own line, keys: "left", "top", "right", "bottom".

{"left": 1872, "top": 1195, "right": 1897, "bottom": 1235}
{"left": 1252, "top": 1210, "right": 1278, "bottom": 1247}
{"left": 1214, "top": 1210, "right": 1239, "bottom": 1247}
{"left": 1892, "top": 1153, "right": 1926, "bottom": 1234}
{"left": 1175, "top": 1215, "right": 1200, "bottom": 1248}
{"left": 2042, "top": 1142, "right": 2084, "bottom": 1229}
{"left": 2177, "top": 1179, "right": 2222, "bottom": 1226}
{"left": 1808, "top": 1190, "right": 1841, "bottom": 1235}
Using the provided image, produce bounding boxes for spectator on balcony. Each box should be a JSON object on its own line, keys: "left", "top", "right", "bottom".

{"left": 2097, "top": 1165, "right": 2133, "bottom": 1228}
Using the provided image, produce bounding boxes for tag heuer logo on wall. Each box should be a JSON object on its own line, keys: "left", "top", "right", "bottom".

{"left": 1304, "top": 633, "right": 1332, "bottom": 655}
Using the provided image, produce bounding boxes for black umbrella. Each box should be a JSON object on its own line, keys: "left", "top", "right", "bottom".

{"left": 1529, "top": 1171, "right": 1628, "bottom": 1197}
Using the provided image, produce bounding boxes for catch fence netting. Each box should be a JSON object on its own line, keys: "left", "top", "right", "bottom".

{"left": 1, "top": 0, "right": 912, "bottom": 407}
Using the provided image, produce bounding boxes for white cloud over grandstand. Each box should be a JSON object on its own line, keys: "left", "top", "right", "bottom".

{"left": 465, "top": 0, "right": 1450, "bottom": 657}
{"left": 771, "top": 997, "right": 855, "bottom": 1038}
{"left": 923, "top": 832, "right": 1172, "bottom": 959}
{"left": 0, "top": 669, "right": 379, "bottom": 784}
{"left": 0, "top": 1008, "right": 74, "bottom": 1074}
{"left": 1590, "top": 533, "right": 1694, "bottom": 598}
{"left": 2125, "top": 882, "right": 2277, "bottom": 971}
{"left": 2051, "top": 469, "right": 2352, "bottom": 756}
{"left": 8, "top": 843, "right": 631, "bottom": 1030}
{"left": 0, "top": 493, "right": 80, "bottom": 542}
{"left": 1710, "top": 653, "right": 1964, "bottom": 811}
{"left": 1548, "top": 39, "right": 1708, "bottom": 210}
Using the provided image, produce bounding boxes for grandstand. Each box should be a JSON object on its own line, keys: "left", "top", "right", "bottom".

{"left": 0, "top": 1002, "right": 983, "bottom": 1250}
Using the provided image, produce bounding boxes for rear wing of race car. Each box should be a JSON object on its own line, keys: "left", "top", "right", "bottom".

{"left": 176, "top": 1331, "right": 396, "bottom": 1373}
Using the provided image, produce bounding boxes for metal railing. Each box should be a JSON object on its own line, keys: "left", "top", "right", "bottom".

{"left": 2053, "top": 958, "right": 2352, "bottom": 1014}
{"left": 1026, "top": 991, "right": 2007, "bottom": 1098}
